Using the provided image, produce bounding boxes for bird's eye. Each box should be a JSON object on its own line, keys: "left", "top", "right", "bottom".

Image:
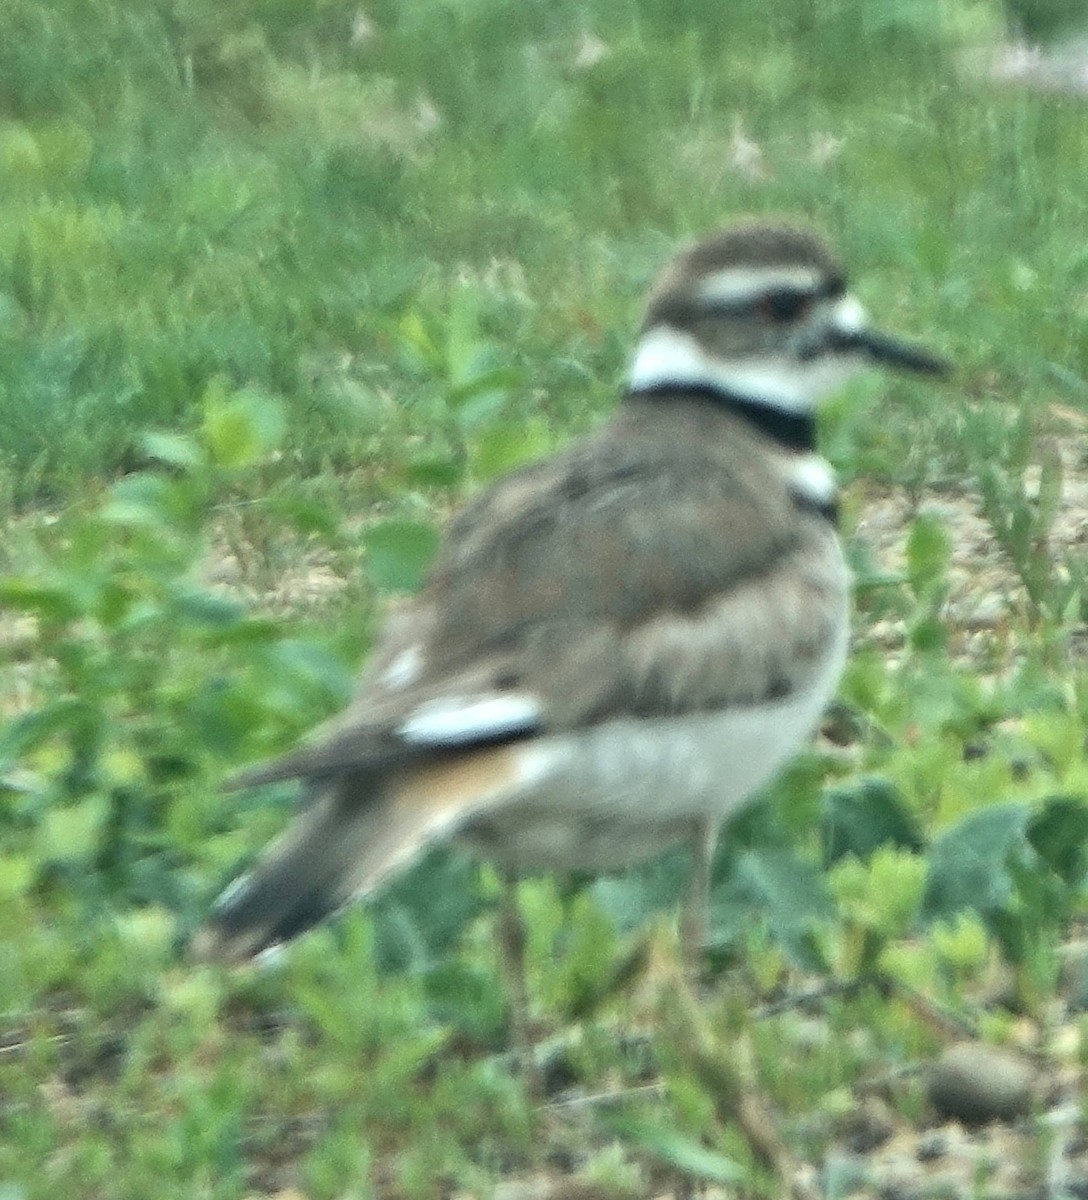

{"left": 759, "top": 289, "right": 813, "bottom": 324}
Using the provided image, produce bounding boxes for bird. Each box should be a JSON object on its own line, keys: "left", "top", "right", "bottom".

{"left": 193, "top": 219, "right": 946, "bottom": 1044}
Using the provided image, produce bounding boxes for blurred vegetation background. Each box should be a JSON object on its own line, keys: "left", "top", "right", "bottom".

{"left": 4, "top": 0, "right": 1088, "bottom": 1197}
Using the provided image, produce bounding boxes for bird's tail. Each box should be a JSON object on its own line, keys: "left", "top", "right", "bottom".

{"left": 191, "top": 743, "right": 529, "bottom": 963}
{"left": 191, "top": 774, "right": 400, "bottom": 963}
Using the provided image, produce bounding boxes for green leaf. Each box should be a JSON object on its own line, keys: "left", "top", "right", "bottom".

{"left": 593, "top": 845, "right": 688, "bottom": 936}
{"left": 0, "top": 700, "right": 85, "bottom": 766}
{"left": 0, "top": 577, "right": 81, "bottom": 621}
{"left": 423, "top": 959, "right": 505, "bottom": 1041}
{"left": 448, "top": 365, "right": 522, "bottom": 428}
{"left": 908, "top": 613, "right": 948, "bottom": 653}
{"left": 1027, "top": 795, "right": 1088, "bottom": 888}
{"left": 0, "top": 855, "right": 36, "bottom": 899}
{"left": 203, "top": 385, "right": 285, "bottom": 468}
{"left": 448, "top": 365, "right": 521, "bottom": 409}
{"left": 822, "top": 776, "right": 925, "bottom": 865}
{"left": 269, "top": 495, "right": 342, "bottom": 539}
{"left": 718, "top": 847, "right": 835, "bottom": 964}
{"left": 921, "top": 802, "right": 1031, "bottom": 923}
{"left": 170, "top": 587, "right": 246, "bottom": 628}
{"left": 905, "top": 512, "right": 951, "bottom": 596}
{"left": 405, "top": 454, "right": 464, "bottom": 488}
{"left": 0, "top": 123, "right": 43, "bottom": 180}
{"left": 397, "top": 309, "right": 442, "bottom": 370}
{"left": 363, "top": 519, "right": 439, "bottom": 593}
{"left": 1034, "top": 441, "right": 1063, "bottom": 540}
{"left": 444, "top": 284, "right": 485, "bottom": 385}
{"left": 192, "top": 615, "right": 282, "bottom": 648}
{"left": 373, "top": 851, "right": 485, "bottom": 972}
{"left": 138, "top": 431, "right": 204, "bottom": 470}
{"left": 469, "top": 418, "right": 552, "bottom": 480}
{"left": 103, "top": 471, "right": 198, "bottom": 533}
{"left": 600, "top": 1113, "right": 744, "bottom": 1184}
{"left": 39, "top": 794, "right": 110, "bottom": 863}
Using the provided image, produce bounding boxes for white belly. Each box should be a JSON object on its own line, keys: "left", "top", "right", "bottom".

{"left": 460, "top": 617, "right": 847, "bottom": 872}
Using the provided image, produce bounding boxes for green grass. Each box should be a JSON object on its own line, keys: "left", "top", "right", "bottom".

{"left": 4, "top": 0, "right": 1088, "bottom": 1196}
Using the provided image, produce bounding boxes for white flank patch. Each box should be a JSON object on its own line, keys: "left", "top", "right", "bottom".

{"left": 629, "top": 326, "right": 858, "bottom": 411}
{"left": 397, "top": 693, "right": 541, "bottom": 746}
{"left": 697, "top": 266, "right": 822, "bottom": 306}
{"left": 786, "top": 454, "right": 837, "bottom": 508}
{"left": 830, "top": 294, "right": 867, "bottom": 334}
{"left": 380, "top": 645, "right": 424, "bottom": 690}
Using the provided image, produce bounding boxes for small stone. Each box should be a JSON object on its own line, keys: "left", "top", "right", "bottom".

{"left": 927, "top": 1042, "right": 1036, "bottom": 1124}
{"left": 915, "top": 1131, "right": 946, "bottom": 1161}
{"left": 836, "top": 1097, "right": 896, "bottom": 1154}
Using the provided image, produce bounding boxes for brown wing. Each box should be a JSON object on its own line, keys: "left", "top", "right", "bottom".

{"left": 230, "top": 401, "right": 841, "bottom": 787}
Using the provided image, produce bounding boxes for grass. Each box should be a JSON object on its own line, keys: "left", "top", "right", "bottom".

{"left": 3, "top": 0, "right": 1088, "bottom": 1196}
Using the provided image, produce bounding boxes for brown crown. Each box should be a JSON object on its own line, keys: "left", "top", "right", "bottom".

{"left": 642, "top": 220, "right": 846, "bottom": 329}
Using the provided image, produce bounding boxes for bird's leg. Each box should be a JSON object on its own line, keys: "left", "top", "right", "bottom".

{"left": 497, "top": 867, "right": 539, "bottom": 1092}
{"left": 682, "top": 816, "right": 720, "bottom": 969}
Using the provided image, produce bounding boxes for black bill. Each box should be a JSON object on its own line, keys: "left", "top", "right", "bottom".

{"left": 833, "top": 327, "right": 950, "bottom": 375}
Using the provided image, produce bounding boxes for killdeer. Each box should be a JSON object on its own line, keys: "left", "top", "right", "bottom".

{"left": 195, "top": 221, "right": 945, "bottom": 1004}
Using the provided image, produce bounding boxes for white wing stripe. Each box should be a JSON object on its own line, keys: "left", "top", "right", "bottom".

{"left": 397, "top": 694, "right": 541, "bottom": 746}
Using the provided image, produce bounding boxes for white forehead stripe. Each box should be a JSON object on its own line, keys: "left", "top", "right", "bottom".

{"left": 697, "top": 266, "right": 823, "bottom": 306}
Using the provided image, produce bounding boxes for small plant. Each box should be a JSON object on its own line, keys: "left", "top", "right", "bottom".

{"left": 968, "top": 406, "right": 1076, "bottom": 626}
{"left": 0, "top": 383, "right": 354, "bottom": 911}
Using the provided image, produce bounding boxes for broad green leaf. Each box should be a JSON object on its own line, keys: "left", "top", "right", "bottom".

{"left": 921, "top": 802, "right": 1031, "bottom": 923}
{"left": 270, "top": 494, "right": 342, "bottom": 538}
{"left": 822, "top": 776, "right": 925, "bottom": 865}
{"left": 722, "top": 847, "right": 835, "bottom": 956}
{"left": 448, "top": 365, "right": 522, "bottom": 429}
{"left": 444, "top": 285, "right": 484, "bottom": 386}
{"left": 405, "top": 453, "right": 465, "bottom": 488}
{"left": 263, "top": 638, "right": 355, "bottom": 710}
{"left": 203, "top": 386, "right": 285, "bottom": 468}
{"left": 398, "top": 309, "right": 441, "bottom": 370}
{"left": 908, "top": 613, "right": 947, "bottom": 653}
{"left": 448, "top": 364, "right": 521, "bottom": 409}
{"left": 593, "top": 844, "right": 689, "bottom": 935}
{"left": 192, "top": 615, "right": 282, "bottom": 648}
{"left": 1027, "top": 795, "right": 1088, "bottom": 888}
{"left": 34, "top": 120, "right": 93, "bottom": 181}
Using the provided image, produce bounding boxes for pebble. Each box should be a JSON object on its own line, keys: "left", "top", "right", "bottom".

{"left": 927, "top": 1042, "right": 1036, "bottom": 1124}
